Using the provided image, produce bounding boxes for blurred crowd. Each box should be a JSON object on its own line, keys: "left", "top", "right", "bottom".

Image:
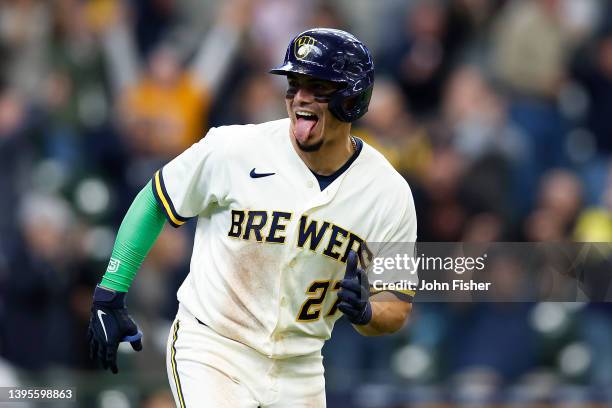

{"left": 1, "top": 0, "right": 612, "bottom": 406}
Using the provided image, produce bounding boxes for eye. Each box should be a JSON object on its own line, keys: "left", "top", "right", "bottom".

{"left": 286, "top": 80, "right": 298, "bottom": 99}
{"left": 313, "top": 83, "right": 335, "bottom": 95}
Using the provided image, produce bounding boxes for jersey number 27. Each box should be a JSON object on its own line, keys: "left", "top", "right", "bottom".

{"left": 296, "top": 280, "right": 341, "bottom": 322}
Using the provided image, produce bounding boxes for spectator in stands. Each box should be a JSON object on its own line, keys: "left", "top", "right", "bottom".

{"left": 101, "top": 0, "right": 250, "bottom": 159}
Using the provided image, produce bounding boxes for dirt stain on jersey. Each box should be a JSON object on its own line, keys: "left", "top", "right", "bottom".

{"left": 220, "top": 243, "right": 282, "bottom": 341}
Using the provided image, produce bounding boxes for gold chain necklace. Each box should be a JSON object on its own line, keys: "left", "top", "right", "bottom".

{"left": 350, "top": 136, "right": 357, "bottom": 152}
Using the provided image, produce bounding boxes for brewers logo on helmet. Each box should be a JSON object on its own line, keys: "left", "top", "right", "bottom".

{"left": 294, "top": 35, "right": 320, "bottom": 60}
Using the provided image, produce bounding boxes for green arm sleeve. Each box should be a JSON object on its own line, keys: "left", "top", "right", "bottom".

{"left": 100, "top": 181, "right": 166, "bottom": 292}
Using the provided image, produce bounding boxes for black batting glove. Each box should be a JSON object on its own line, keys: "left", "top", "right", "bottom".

{"left": 337, "top": 250, "right": 372, "bottom": 325}
{"left": 87, "top": 285, "right": 143, "bottom": 374}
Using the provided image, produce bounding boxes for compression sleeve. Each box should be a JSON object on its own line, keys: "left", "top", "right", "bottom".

{"left": 100, "top": 181, "right": 166, "bottom": 292}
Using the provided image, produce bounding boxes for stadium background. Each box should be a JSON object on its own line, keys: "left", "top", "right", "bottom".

{"left": 1, "top": 0, "right": 611, "bottom": 406}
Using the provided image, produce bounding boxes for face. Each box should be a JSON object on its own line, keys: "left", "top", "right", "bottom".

{"left": 285, "top": 74, "right": 345, "bottom": 152}
{"left": 149, "top": 47, "right": 180, "bottom": 85}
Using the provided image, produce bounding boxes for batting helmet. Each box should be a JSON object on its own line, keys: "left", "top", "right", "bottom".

{"left": 270, "top": 28, "right": 375, "bottom": 123}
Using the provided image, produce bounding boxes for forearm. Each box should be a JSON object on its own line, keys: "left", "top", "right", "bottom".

{"left": 100, "top": 181, "right": 166, "bottom": 292}
{"left": 101, "top": 17, "right": 140, "bottom": 95}
{"left": 190, "top": 22, "right": 241, "bottom": 96}
{"left": 189, "top": 0, "right": 252, "bottom": 96}
{"left": 354, "top": 292, "right": 412, "bottom": 336}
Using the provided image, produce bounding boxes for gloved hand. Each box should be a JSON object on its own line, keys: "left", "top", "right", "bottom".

{"left": 337, "top": 250, "right": 372, "bottom": 325}
{"left": 87, "top": 285, "right": 143, "bottom": 373}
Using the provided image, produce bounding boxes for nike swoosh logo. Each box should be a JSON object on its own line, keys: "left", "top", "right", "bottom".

{"left": 250, "top": 168, "right": 275, "bottom": 178}
{"left": 97, "top": 310, "right": 108, "bottom": 342}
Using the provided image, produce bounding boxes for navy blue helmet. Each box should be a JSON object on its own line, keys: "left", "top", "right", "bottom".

{"left": 270, "top": 28, "right": 375, "bottom": 123}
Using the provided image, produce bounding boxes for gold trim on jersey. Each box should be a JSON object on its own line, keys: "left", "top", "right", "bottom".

{"left": 154, "top": 171, "right": 186, "bottom": 227}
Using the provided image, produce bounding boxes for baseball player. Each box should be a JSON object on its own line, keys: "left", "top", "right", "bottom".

{"left": 88, "top": 28, "right": 417, "bottom": 407}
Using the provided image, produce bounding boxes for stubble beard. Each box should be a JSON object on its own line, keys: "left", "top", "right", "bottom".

{"left": 296, "top": 138, "right": 324, "bottom": 152}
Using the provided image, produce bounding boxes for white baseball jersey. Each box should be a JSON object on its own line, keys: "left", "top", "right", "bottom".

{"left": 152, "top": 118, "right": 417, "bottom": 358}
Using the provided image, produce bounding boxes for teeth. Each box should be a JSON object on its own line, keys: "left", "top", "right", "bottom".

{"left": 296, "top": 111, "right": 317, "bottom": 118}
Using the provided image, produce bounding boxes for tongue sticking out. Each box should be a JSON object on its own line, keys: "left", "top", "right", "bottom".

{"left": 294, "top": 118, "right": 318, "bottom": 144}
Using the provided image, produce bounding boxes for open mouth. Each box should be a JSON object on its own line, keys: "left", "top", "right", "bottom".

{"left": 294, "top": 110, "right": 319, "bottom": 143}
{"left": 295, "top": 111, "right": 319, "bottom": 121}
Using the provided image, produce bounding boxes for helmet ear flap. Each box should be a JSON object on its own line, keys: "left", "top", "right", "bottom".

{"left": 329, "top": 82, "right": 373, "bottom": 122}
